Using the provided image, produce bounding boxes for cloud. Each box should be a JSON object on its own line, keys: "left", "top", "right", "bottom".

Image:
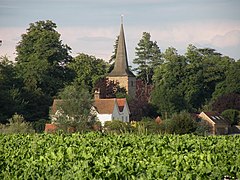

{"left": 1, "top": 21, "right": 240, "bottom": 62}
{"left": 211, "top": 30, "right": 240, "bottom": 48}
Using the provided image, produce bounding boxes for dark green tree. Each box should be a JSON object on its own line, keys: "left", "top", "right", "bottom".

{"left": 151, "top": 45, "right": 232, "bottom": 116}
{"left": 151, "top": 47, "right": 187, "bottom": 115}
{"left": 69, "top": 53, "right": 108, "bottom": 92}
{"left": 14, "top": 20, "right": 73, "bottom": 121}
{"left": 0, "top": 56, "right": 24, "bottom": 123}
{"left": 108, "top": 35, "right": 119, "bottom": 73}
{"left": 213, "top": 60, "right": 240, "bottom": 99}
{"left": 15, "top": 20, "right": 73, "bottom": 97}
{"left": 133, "top": 32, "right": 162, "bottom": 84}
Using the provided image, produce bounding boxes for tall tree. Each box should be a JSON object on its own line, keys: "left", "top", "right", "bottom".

{"left": 0, "top": 56, "right": 24, "bottom": 123}
{"left": 151, "top": 47, "right": 187, "bottom": 115}
{"left": 69, "top": 53, "right": 108, "bottom": 92}
{"left": 15, "top": 20, "right": 73, "bottom": 120}
{"left": 133, "top": 32, "right": 162, "bottom": 84}
{"left": 15, "top": 20, "right": 73, "bottom": 97}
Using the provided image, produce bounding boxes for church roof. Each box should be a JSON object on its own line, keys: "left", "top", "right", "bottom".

{"left": 108, "top": 22, "right": 135, "bottom": 77}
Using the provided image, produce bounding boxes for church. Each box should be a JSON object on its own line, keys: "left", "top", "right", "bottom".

{"left": 92, "top": 20, "right": 135, "bottom": 125}
{"left": 107, "top": 20, "right": 136, "bottom": 98}
{"left": 45, "top": 20, "right": 136, "bottom": 132}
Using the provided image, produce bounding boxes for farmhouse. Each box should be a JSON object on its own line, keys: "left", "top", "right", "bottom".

{"left": 92, "top": 97, "right": 130, "bottom": 126}
{"left": 198, "top": 111, "right": 230, "bottom": 135}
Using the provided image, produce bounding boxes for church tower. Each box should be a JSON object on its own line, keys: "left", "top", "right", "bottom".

{"left": 107, "top": 19, "right": 136, "bottom": 98}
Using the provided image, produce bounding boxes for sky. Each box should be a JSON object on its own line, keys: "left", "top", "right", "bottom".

{"left": 0, "top": 0, "right": 240, "bottom": 66}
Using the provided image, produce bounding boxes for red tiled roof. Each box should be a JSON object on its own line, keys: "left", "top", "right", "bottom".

{"left": 93, "top": 99, "right": 116, "bottom": 114}
{"left": 116, "top": 98, "right": 126, "bottom": 112}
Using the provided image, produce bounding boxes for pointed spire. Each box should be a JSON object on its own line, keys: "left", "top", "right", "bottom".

{"left": 109, "top": 17, "right": 135, "bottom": 77}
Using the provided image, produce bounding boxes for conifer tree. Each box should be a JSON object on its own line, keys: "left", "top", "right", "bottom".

{"left": 133, "top": 32, "right": 162, "bottom": 84}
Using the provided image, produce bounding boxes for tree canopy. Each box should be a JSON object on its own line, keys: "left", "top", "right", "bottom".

{"left": 151, "top": 45, "right": 234, "bottom": 116}
{"left": 68, "top": 53, "right": 108, "bottom": 92}
{"left": 133, "top": 32, "right": 162, "bottom": 84}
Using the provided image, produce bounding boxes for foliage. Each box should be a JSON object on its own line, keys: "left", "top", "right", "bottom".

{"left": 53, "top": 85, "right": 95, "bottom": 132}
{"left": 0, "top": 133, "right": 240, "bottom": 179}
{"left": 0, "top": 114, "right": 35, "bottom": 134}
{"left": 32, "top": 119, "right": 50, "bottom": 133}
{"left": 14, "top": 20, "right": 74, "bottom": 121}
{"left": 221, "top": 109, "right": 240, "bottom": 125}
{"left": 136, "top": 117, "right": 163, "bottom": 134}
{"left": 104, "top": 120, "right": 133, "bottom": 134}
{"left": 133, "top": 32, "right": 162, "bottom": 84}
{"left": 0, "top": 56, "right": 25, "bottom": 123}
{"left": 95, "top": 78, "right": 127, "bottom": 98}
{"left": 213, "top": 61, "right": 240, "bottom": 99}
{"left": 108, "top": 35, "right": 119, "bottom": 73}
{"left": 69, "top": 53, "right": 108, "bottom": 92}
{"left": 212, "top": 93, "right": 240, "bottom": 113}
{"left": 151, "top": 45, "right": 233, "bottom": 116}
{"left": 162, "top": 111, "right": 197, "bottom": 134}
{"left": 15, "top": 20, "right": 73, "bottom": 97}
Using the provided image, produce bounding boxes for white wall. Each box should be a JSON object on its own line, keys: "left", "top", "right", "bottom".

{"left": 97, "top": 114, "right": 112, "bottom": 126}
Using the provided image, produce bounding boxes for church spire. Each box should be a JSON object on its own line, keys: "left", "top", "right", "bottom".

{"left": 108, "top": 17, "right": 135, "bottom": 77}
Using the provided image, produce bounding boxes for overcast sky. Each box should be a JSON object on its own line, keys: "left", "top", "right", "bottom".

{"left": 1, "top": 0, "right": 240, "bottom": 65}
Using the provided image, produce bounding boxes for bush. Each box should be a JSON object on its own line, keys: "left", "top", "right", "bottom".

{"left": 136, "top": 117, "right": 163, "bottom": 134}
{"left": 162, "top": 111, "right": 197, "bottom": 134}
{"left": 221, "top": 109, "right": 240, "bottom": 125}
{"left": 104, "top": 120, "right": 132, "bottom": 134}
{"left": 0, "top": 114, "right": 35, "bottom": 134}
{"left": 32, "top": 119, "right": 50, "bottom": 133}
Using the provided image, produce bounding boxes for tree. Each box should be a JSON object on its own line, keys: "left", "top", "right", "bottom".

{"left": 133, "top": 32, "right": 162, "bottom": 84}
{"left": 108, "top": 35, "right": 119, "bottom": 73}
{"left": 221, "top": 109, "right": 240, "bottom": 125}
{"left": 54, "top": 85, "right": 96, "bottom": 132}
{"left": 151, "top": 45, "right": 233, "bottom": 116}
{"left": 14, "top": 20, "right": 73, "bottom": 121}
{"left": 212, "top": 93, "right": 240, "bottom": 113}
{"left": 69, "top": 53, "right": 108, "bottom": 92}
{"left": 15, "top": 20, "right": 73, "bottom": 97}
{"left": 151, "top": 47, "right": 188, "bottom": 115}
{"left": 0, "top": 56, "right": 24, "bottom": 123}
{"left": 212, "top": 61, "right": 240, "bottom": 99}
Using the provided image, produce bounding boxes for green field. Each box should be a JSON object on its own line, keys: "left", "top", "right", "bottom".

{"left": 0, "top": 133, "right": 240, "bottom": 179}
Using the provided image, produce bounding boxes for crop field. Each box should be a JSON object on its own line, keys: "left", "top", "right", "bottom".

{"left": 0, "top": 133, "right": 240, "bottom": 179}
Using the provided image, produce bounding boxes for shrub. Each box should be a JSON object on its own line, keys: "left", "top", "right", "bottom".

{"left": 32, "top": 119, "right": 50, "bottom": 133}
{"left": 104, "top": 120, "right": 132, "bottom": 134}
{"left": 136, "top": 117, "right": 163, "bottom": 134}
{"left": 162, "top": 111, "right": 197, "bottom": 134}
{"left": 0, "top": 114, "right": 35, "bottom": 134}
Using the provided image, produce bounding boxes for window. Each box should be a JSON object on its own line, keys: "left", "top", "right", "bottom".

{"left": 125, "top": 116, "right": 128, "bottom": 122}
{"left": 131, "top": 81, "right": 134, "bottom": 86}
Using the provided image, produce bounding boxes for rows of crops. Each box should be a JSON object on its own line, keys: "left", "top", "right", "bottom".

{"left": 0, "top": 133, "right": 240, "bottom": 179}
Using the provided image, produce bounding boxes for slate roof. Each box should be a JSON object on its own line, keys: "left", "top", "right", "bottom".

{"left": 108, "top": 23, "right": 135, "bottom": 77}
{"left": 200, "top": 111, "right": 230, "bottom": 125}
